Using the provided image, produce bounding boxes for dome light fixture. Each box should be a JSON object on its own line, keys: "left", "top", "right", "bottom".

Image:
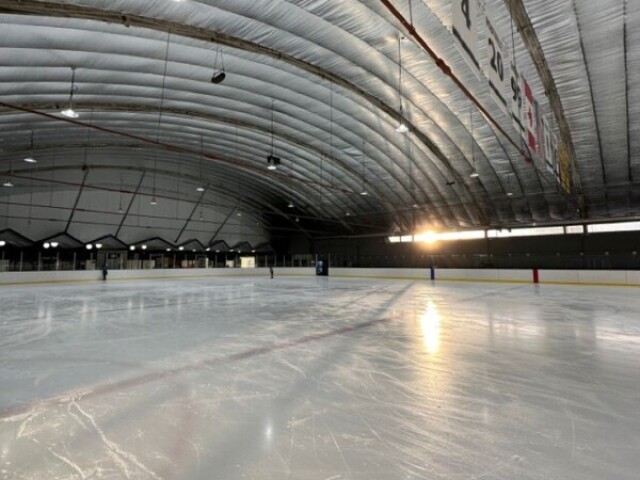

{"left": 178, "top": 246, "right": 184, "bottom": 251}
{"left": 150, "top": 197, "right": 157, "bottom": 205}
{"left": 0, "top": 240, "right": 6, "bottom": 247}
{"left": 470, "top": 171, "right": 480, "bottom": 178}
{"left": 86, "top": 244, "right": 93, "bottom": 250}
{"left": 95, "top": 243, "right": 103, "bottom": 249}
{"left": 2, "top": 181, "right": 14, "bottom": 188}
{"left": 130, "top": 245, "right": 136, "bottom": 251}
{"left": 395, "top": 122, "right": 409, "bottom": 134}
{"left": 43, "top": 242, "right": 51, "bottom": 249}
{"left": 51, "top": 242, "right": 59, "bottom": 248}
{"left": 267, "top": 156, "right": 279, "bottom": 170}
{"left": 196, "top": 186, "right": 205, "bottom": 192}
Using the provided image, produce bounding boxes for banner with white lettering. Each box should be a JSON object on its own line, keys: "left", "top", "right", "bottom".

{"left": 452, "top": 0, "right": 482, "bottom": 78}
{"left": 509, "top": 63, "right": 525, "bottom": 137}
{"left": 484, "top": 18, "right": 508, "bottom": 114}
{"left": 523, "top": 77, "right": 537, "bottom": 154}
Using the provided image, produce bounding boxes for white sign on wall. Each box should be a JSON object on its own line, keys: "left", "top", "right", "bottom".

{"left": 452, "top": 0, "right": 482, "bottom": 78}
{"left": 484, "top": 18, "right": 508, "bottom": 114}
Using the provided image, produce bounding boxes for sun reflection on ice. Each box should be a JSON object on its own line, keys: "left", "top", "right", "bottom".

{"left": 419, "top": 301, "right": 441, "bottom": 354}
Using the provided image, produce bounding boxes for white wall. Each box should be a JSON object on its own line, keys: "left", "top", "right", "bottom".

{"left": 2, "top": 267, "right": 640, "bottom": 287}
{"left": 0, "top": 267, "right": 315, "bottom": 285}
{"left": 330, "top": 268, "right": 429, "bottom": 279}
{"left": 331, "top": 268, "right": 640, "bottom": 286}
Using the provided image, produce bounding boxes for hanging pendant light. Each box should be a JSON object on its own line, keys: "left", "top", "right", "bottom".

{"left": 24, "top": 131, "right": 37, "bottom": 163}
{"left": 396, "top": 36, "right": 408, "bottom": 134}
{"left": 196, "top": 135, "right": 206, "bottom": 191}
{"left": 469, "top": 105, "right": 480, "bottom": 178}
{"left": 210, "top": 47, "right": 226, "bottom": 84}
{"left": 61, "top": 67, "right": 79, "bottom": 118}
{"left": 360, "top": 140, "right": 368, "bottom": 195}
{"left": 149, "top": 32, "right": 171, "bottom": 208}
{"left": 267, "top": 100, "right": 280, "bottom": 170}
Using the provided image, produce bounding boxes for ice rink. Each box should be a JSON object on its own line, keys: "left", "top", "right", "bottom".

{"left": 1, "top": 275, "right": 639, "bottom": 480}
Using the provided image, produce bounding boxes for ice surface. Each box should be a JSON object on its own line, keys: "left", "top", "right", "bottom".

{"left": 0, "top": 276, "right": 639, "bottom": 479}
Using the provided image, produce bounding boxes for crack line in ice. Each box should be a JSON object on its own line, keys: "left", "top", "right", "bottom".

{"left": 15, "top": 408, "right": 43, "bottom": 438}
{"left": 71, "top": 400, "right": 163, "bottom": 480}
{"left": 47, "top": 447, "right": 88, "bottom": 479}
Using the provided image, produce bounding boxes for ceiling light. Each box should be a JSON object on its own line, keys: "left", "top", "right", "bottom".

{"left": 179, "top": 246, "right": 184, "bottom": 251}
{"left": 2, "top": 181, "right": 14, "bottom": 187}
{"left": 346, "top": 212, "right": 351, "bottom": 216}
{"left": 95, "top": 243, "right": 102, "bottom": 249}
{"left": 360, "top": 190, "right": 368, "bottom": 196}
{"left": 0, "top": 240, "right": 5, "bottom": 247}
{"left": 395, "top": 122, "right": 409, "bottom": 134}
{"left": 210, "top": 48, "right": 226, "bottom": 83}
{"left": 51, "top": 242, "right": 59, "bottom": 248}
{"left": 288, "top": 201, "right": 294, "bottom": 208}
{"left": 395, "top": 33, "right": 409, "bottom": 136}
{"left": 266, "top": 102, "right": 281, "bottom": 170}
{"left": 196, "top": 186, "right": 205, "bottom": 192}
{"left": 141, "top": 245, "right": 147, "bottom": 250}
{"left": 210, "top": 71, "right": 226, "bottom": 84}
{"left": 205, "top": 247, "right": 210, "bottom": 251}
{"left": 413, "top": 203, "right": 419, "bottom": 209}
{"left": 86, "top": 244, "right": 93, "bottom": 250}
{"left": 267, "top": 154, "right": 280, "bottom": 170}
{"left": 166, "top": 248, "right": 171, "bottom": 252}
{"left": 507, "top": 192, "right": 514, "bottom": 197}
{"left": 130, "top": 245, "right": 135, "bottom": 251}
{"left": 295, "top": 217, "right": 300, "bottom": 223}
{"left": 24, "top": 157, "right": 37, "bottom": 164}
{"left": 150, "top": 197, "right": 157, "bottom": 205}
{"left": 237, "top": 212, "right": 242, "bottom": 216}
{"left": 61, "top": 108, "right": 79, "bottom": 118}
{"left": 192, "top": 249, "right": 196, "bottom": 252}
{"left": 43, "top": 242, "right": 50, "bottom": 249}
{"left": 61, "top": 67, "right": 79, "bottom": 118}
{"left": 215, "top": 250, "right": 220, "bottom": 253}
{"left": 470, "top": 172, "right": 480, "bottom": 178}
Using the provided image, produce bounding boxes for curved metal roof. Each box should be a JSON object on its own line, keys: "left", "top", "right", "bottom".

{"left": 0, "top": 0, "right": 638, "bottom": 242}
